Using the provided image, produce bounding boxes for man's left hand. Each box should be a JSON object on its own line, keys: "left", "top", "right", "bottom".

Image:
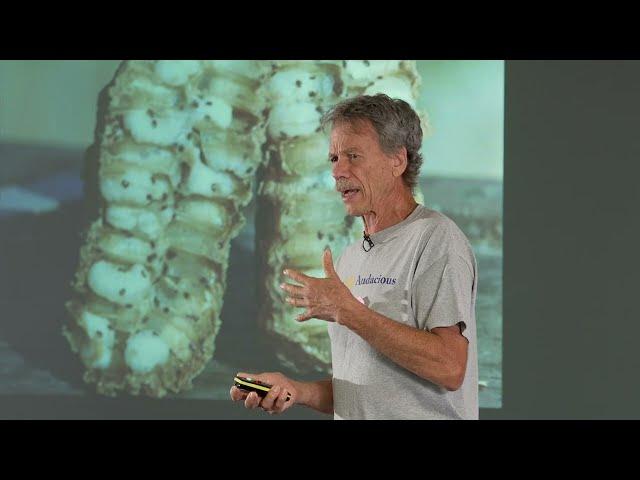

{"left": 281, "top": 248, "right": 356, "bottom": 323}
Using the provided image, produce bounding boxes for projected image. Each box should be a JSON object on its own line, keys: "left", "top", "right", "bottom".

{"left": 0, "top": 60, "right": 503, "bottom": 408}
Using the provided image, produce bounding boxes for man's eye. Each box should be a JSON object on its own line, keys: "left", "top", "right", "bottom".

{"left": 348, "top": 153, "right": 358, "bottom": 160}
{"left": 329, "top": 155, "right": 338, "bottom": 163}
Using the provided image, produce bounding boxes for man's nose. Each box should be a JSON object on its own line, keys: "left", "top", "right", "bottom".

{"left": 332, "top": 156, "right": 350, "bottom": 180}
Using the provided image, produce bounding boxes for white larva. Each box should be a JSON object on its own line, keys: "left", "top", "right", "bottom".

{"left": 80, "top": 310, "right": 116, "bottom": 369}
{"left": 124, "top": 330, "right": 171, "bottom": 373}
{"left": 87, "top": 261, "right": 152, "bottom": 306}
{"left": 154, "top": 60, "right": 201, "bottom": 86}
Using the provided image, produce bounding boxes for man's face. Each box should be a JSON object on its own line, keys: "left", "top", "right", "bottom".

{"left": 330, "top": 120, "right": 396, "bottom": 216}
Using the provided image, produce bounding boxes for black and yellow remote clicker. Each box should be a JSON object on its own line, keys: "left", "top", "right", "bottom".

{"left": 234, "top": 376, "right": 291, "bottom": 402}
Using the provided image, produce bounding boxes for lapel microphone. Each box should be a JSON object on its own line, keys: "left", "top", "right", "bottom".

{"left": 362, "top": 231, "right": 375, "bottom": 252}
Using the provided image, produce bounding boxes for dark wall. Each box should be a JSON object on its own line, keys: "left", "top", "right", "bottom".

{"left": 485, "top": 60, "right": 640, "bottom": 419}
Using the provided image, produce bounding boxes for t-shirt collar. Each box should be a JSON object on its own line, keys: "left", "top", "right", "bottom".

{"left": 365, "top": 203, "right": 424, "bottom": 245}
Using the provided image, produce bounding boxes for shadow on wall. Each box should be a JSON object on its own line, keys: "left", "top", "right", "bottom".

{"left": 0, "top": 203, "right": 87, "bottom": 389}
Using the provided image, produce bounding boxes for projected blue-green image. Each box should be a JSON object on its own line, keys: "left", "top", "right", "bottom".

{"left": 0, "top": 60, "right": 503, "bottom": 409}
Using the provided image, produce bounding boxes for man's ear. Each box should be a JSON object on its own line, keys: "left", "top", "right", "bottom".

{"left": 391, "top": 147, "right": 408, "bottom": 178}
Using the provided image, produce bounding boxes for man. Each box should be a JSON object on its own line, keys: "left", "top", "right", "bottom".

{"left": 230, "top": 94, "right": 478, "bottom": 419}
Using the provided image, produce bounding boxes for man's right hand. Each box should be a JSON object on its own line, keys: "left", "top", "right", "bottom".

{"left": 230, "top": 372, "right": 299, "bottom": 415}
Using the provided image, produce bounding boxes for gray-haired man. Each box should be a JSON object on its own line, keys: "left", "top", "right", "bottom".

{"left": 231, "top": 94, "right": 478, "bottom": 419}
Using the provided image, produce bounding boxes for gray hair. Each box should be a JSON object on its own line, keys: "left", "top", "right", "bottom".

{"left": 320, "top": 93, "right": 424, "bottom": 190}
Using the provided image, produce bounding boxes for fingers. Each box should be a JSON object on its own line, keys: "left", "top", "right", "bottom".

{"left": 283, "top": 268, "right": 311, "bottom": 285}
{"left": 323, "top": 248, "right": 337, "bottom": 277}
{"left": 296, "top": 309, "right": 314, "bottom": 322}
{"left": 263, "top": 385, "right": 293, "bottom": 414}
{"left": 230, "top": 386, "right": 248, "bottom": 402}
{"left": 244, "top": 391, "right": 262, "bottom": 409}
{"left": 232, "top": 372, "right": 255, "bottom": 403}
{"left": 260, "top": 384, "right": 282, "bottom": 410}
{"left": 273, "top": 387, "right": 292, "bottom": 412}
{"left": 231, "top": 373, "right": 294, "bottom": 415}
{"left": 280, "top": 282, "right": 305, "bottom": 298}
{"left": 286, "top": 296, "right": 309, "bottom": 308}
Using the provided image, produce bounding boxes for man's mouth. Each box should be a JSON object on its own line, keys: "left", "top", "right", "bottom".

{"left": 341, "top": 188, "right": 360, "bottom": 200}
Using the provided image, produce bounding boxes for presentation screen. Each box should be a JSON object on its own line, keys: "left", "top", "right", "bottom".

{"left": 0, "top": 60, "right": 503, "bottom": 411}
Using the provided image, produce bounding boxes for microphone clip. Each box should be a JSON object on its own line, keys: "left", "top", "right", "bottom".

{"left": 362, "top": 231, "right": 375, "bottom": 252}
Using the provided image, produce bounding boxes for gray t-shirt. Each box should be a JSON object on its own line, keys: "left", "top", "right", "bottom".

{"left": 328, "top": 204, "right": 479, "bottom": 420}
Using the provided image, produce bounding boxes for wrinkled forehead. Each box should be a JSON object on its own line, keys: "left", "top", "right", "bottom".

{"left": 329, "top": 118, "right": 380, "bottom": 151}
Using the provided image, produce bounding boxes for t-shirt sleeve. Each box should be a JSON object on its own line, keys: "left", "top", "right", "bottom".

{"left": 411, "top": 252, "right": 475, "bottom": 336}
